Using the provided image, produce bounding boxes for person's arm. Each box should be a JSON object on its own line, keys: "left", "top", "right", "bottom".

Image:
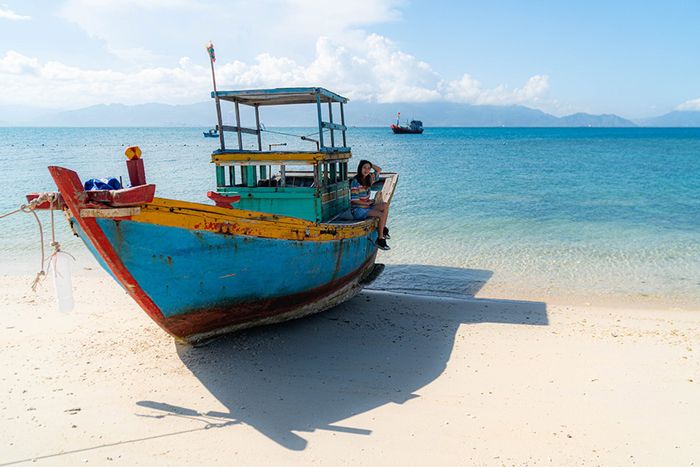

{"left": 369, "top": 163, "right": 382, "bottom": 186}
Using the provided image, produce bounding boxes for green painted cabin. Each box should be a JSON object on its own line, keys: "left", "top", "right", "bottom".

{"left": 209, "top": 87, "right": 352, "bottom": 223}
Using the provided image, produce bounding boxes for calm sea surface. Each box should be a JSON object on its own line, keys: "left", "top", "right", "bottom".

{"left": 1, "top": 127, "right": 698, "bottom": 307}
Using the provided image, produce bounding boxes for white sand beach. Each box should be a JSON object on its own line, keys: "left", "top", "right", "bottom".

{"left": 1, "top": 271, "right": 699, "bottom": 466}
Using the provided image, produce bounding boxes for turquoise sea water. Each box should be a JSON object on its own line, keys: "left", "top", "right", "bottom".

{"left": 1, "top": 127, "right": 698, "bottom": 308}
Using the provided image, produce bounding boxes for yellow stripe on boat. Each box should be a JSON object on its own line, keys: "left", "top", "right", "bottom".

{"left": 212, "top": 151, "right": 352, "bottom": 165}
{"left": 130, "top": 197, "right": 376, "bottom": 241}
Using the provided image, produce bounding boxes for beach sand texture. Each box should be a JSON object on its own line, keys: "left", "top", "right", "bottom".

{"left": 1, "top": 269, "right": 699, "bottom": 466}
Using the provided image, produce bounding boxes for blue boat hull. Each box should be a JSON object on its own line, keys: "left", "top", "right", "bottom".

{"left": 74, "top": 218, "right": 379, "bottom": 341}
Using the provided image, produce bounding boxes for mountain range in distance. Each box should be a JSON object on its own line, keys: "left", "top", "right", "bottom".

{"left": 1, "top": 101, "right": 700, "bottom": 128}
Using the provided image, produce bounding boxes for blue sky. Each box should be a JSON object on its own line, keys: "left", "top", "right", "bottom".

{"left": 1, "top": 0, "right": 699, "bottom": 117}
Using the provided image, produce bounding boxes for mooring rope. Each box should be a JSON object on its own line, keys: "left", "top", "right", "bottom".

{"left": 1, "top": 192, "right": 59, "bottom": 291}
{"left": 0, "top": 206, "right": 23, "bottom": 220}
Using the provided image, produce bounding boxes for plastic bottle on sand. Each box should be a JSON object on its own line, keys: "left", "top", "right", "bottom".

{"left": 52, "top": 251, "right": 74, "bottom": 312}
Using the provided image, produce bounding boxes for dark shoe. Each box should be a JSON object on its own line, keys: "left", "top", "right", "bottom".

{"left": 376, "top": 238, "right": 391, "bottom": 251}
{"left": 383, "top": 227, "right": 391, "bottom": 239}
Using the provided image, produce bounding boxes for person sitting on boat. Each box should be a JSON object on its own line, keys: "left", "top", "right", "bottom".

{"left": 350, "top": 159, "right": 391, "bottom": 251}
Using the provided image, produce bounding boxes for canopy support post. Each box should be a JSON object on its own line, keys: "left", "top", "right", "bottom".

{"left": 340, "top": 102, "right": 346, "bottom": 148}
{"left": 234, "top": 101, "right": 243, "bottom": 150}
{"left": 316, "top": 92, "right": 324, "bottom": 150}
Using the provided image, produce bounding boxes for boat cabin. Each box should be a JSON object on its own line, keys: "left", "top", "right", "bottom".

{"left": 209, "top": 87, "right": 352, "bottom": 223}
{"left": 409, "top": 120, "right": 423, "bottom": 130}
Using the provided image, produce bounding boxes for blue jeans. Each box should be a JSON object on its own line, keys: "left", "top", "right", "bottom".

{"left": 351, "top": 207, "right": 372, "bottom": 220}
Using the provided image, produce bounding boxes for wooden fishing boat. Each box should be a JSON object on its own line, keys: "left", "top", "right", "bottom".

{"left": 34, "top": 87, "right": 397, "bottom": 343}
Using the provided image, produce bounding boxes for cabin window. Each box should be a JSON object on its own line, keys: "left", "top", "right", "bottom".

{"left": 228, "top": 166, "right": 236, "bottom": 186}
{"left": 226, "top": 163, "right": 329, "bottom": 188}
{"left": 239, "top": 166, "right": 246, "bottom": 186}
{"left": 238, "top": 165, "right": 258, "bottom": 188}
{"left": 253, "top": 164, "right": 281, "bottom": 187}
{"left": 216, "top": 165, "right": 237, "bottom": 187}
{"left": 330, "top": 162, "right": 337, "bottom": 184}
{"left": 234, "top": 165, "right": 259, "bottom": 187}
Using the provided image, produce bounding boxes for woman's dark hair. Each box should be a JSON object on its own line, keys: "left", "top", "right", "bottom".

{"left": 354, "top": 159, "right": 373, "bottom": 187}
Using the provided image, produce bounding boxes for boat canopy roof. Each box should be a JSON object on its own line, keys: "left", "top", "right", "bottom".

{"left": 209, "top": 86, "right": 350, "bottom": 158}
{"left": 213, "top": 87, "right": 348, "bottom": 106}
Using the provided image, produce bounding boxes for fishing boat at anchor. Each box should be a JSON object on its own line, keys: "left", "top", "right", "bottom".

{"left": 29, "top": 86, "right": 398, "bottom": 343}
{"left": 391, "top": 112, "right": 424, "bottom": 134}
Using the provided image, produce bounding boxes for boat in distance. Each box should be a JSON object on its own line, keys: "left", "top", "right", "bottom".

{"left": 203, "top": 128, "right": 219, "bottom": 137}
{"left": 30, "top": 87, "right": 398, "bottom": 343}
{"left": 391, "top": 112, "right": 423, "bottom": 134}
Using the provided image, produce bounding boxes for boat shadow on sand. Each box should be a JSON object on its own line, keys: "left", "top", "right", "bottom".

{"left": 137, "top": 264, "right": 548, "bottom": 451}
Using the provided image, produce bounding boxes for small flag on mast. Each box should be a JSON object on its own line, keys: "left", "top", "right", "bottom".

{"left": 206, "top": 41, "right": 216, "bottom": 63}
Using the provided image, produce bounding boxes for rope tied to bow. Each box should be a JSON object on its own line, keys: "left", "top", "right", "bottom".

{"left": 1, "top": 192, "right": 67, "bottom": 291}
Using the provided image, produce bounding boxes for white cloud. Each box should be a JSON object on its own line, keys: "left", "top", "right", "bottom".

{"left": 2, "top": 1, "right": 550, "bottom": 109}
{"left": 0, "top": 7, "right": 30, "bottom": 20}
{"left": 58, "top": 0, "right": 404, "bottom": 67}
{"left": 212, "top": 34, "right": 442, "bottom": 103}
{"left": 361, "top": 34, "right": 441, "bottom": 103}
{"left": 57, "top": 0, "right": 210, "bottom": 67}
{"left": 676, "top": 98, "right": 700, "bottom": 111}
{"left": 0, "top": 50, "right": 39, "bottom": 74}
{"left": 443, "top": 74, "right": 549, "bottom": 105}
{"left": 0, "top": 35, "right": 551, "bottom": 110}
{"left": 514, "top": 75, "right": 550, "bottom": 102}
{"left": 0, "top": 50, "right": 208, "bottom": 108}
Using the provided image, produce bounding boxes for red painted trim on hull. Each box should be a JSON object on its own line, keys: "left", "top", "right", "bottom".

{"left": 48, "top": 166, "right": 168, "bottom": 330}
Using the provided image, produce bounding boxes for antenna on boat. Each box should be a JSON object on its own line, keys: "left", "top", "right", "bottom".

{"left": 206, "top": 41, "right": 226, "bottom": 150}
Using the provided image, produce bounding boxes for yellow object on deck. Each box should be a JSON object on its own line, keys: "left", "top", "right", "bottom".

{"left": 125, "top": 146, "right": 142, "bottom": 160}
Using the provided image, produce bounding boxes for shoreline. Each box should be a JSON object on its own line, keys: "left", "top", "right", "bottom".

{"left": 1, "top": 271, "right": 699, "bottom": 464}
{"left": 3, "top": 253, "right": 698, "bottom": 313}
